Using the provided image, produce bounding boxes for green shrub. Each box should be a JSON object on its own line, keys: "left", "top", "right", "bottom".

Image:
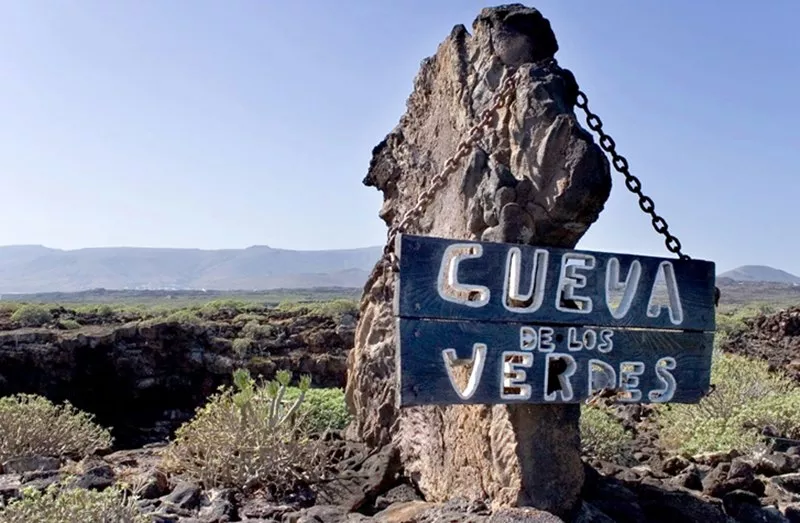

{"left": 163, "top": 310, "right": 203, "bottom": 325}
{"left": 657, "top": 351, "right": 800, "bottom": 455}
{"left": 580, "top": 404, "right": 635, "bottom": 464}
{"left": 57, "top": 319, "right": 82, "bottom": 330}
{"left": 162, "top": 368, "right": 326, "bottom": 492}
{"left": 10, "top": 305, "right": 53, "bottom": 328}
{"left": 0, "top": 394, "right": 112, "bottom": 462}
{"left": 284, "top": 387, "right": 351, "bottom": 434}
{"left": 0, "top": 484, "right": 147, "bottom": 523}
{"left": 232, "top": 337, "right": 255, "bottom": 357}
{"left": 241, "top": 321, "right": 276, "bottom": 340}
{"left": 312, "top": 299, "right": 358, "bottom": 319}
{"left": 200, "top": 300, "right": 251, "bottom": 318}
{"left": 0, "top": 302, "right": 20, "bottom": 314}
{"left": 233, "top": 313, "right": 265, "bottom": 324}
{"left": 278, "top": 299, "right": 358, "bottom": 319}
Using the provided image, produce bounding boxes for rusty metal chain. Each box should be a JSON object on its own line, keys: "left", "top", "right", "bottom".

{"left": 542, "top": 59, "right": 690, "bottom": 261}
{"left": 381, "top": 70, "right": 520, "bottom": 270}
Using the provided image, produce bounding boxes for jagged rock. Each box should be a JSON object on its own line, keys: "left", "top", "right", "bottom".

{"left": 662, "top": 456, "right": 691, "bottom": 476}
{"left": 238, "top": 497, "right": 295, "bottom": 521}
{"left": 163, "top": 481, "right": 203, "bottom": 511}
{"left": 315, "top": 445, "right": 401, "bottom": 510}
{"left": 573, "top": 502, "right": 616, "bottom": 523}
{"left": 74, "top": 462, "right": 115, "bottom": 490}
{"left": 582, "top": 470, "right": 647, "bottom": 523}
{"left": 370, "top": 499, "right": 564, "bottom": 522}
{"left": 630, "top": 482, "right": 729, "bottom": 522}
{"left": 722, "top": 490, "right": 789, "bottom": 523}
{"left": 138, "top": 469, "right": 171, "bottom": 500}
{"left": 373, "top": 484, "right": 423, "bottom": 511}
{"left": 19, "top": 470, "right": 63, "bottom": 491}
{"left": 0, "top": 474, "right": 21, "bottom": 502}
{"left": 197, "top": 488, "right": 238, "bottom": 523}
{"left": 772, "top": 474, "right": 800, "bottom": 496}
{"left": 703, "top": 459, "right": 758, "bottom": 498}
{"left": 785, "top": 504, "right": 800, "bottom": 523}
{"left": 756, "top": 454, "right": 800, "bottom": 476}
{"left": 345, "top": 4, "right": 610, "bottom": 517}
{"left": 2, "top": 455, "right": 60, "bottom": 474}
{"left": 669, "top": 464, "right": 704, "bottom": 491}
{"left": 283, "top": 504, "right": 365, "bottom": 523}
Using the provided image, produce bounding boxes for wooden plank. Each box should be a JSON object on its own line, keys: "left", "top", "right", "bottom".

{"left": 395, "top": 234, "right": 716, "bottom": 332}
{"left": 397, "top": 318, "right": 714, "bottom": 406}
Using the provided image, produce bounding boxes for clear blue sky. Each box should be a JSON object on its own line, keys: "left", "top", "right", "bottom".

{"left": 1, "top": 1, "right": 797, "bottom": 275}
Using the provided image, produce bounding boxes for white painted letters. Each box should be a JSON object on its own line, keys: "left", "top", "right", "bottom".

{"left": 503, "top": 247, "right": 549, "bottom": 313}
{"left": 605, "top": 257, "right": 642, "bottom": 319}
{"left": 441, "top": 344, "right": 487, "bottom": 400}
{"left": 597, "top": 330, "right": 614, "bottom": 353}
{"left": 437, "top": 244, "right": 490, "bottom": 308}
{"left": 649, "top": 357, "right": 677, "bottom": 402}
{"left": 588, "top": 359, "right": 617, "bottom": 394}
{"left": 500, "top": 351, "right": 533, "bottom": 400}
{"left": 646, "top": 261, "right": 684, "bottom": 325}
{"left": 544, "top": 354, "right": 577, "bottom": 401}
{"left": 556, "top": 254, "right": 596, "bottom": 313}
{"left": 619, "top": 361, "right": 645, "bottom": 402}
{"left": 538, "top": 327, "right": 555, "bottom": 352}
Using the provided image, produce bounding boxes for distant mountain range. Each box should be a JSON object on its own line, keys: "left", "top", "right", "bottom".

{"left": 0, "top": 245, "right": 383, "bottom": 294}
{"left": 717, "top": 265, "right": 800, "bottom": 285}
{"left": 1, "top": 244, "right": 798, "bottom": 294}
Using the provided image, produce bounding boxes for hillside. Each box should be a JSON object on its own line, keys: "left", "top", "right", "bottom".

{"left": 718, "top": 264, "right": 800, "bottom": 284}
{"left": 0, "top": 244, "right": 382, "bottom": 293}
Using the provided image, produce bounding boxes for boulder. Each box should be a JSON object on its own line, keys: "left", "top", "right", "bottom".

{"left": 345, "top": 3, "right": 610, "bottom": 517}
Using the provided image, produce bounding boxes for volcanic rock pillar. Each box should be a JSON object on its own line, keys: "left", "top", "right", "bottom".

{"left": 345, "top": 4, "right": 611, "bottom": 518}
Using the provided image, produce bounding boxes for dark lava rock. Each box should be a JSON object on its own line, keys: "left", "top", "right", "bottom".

{"left": 239, "top": 497, "right": 295, "bottom": 521}
{"left": 669, "top": 464, "right": 704, "bottom": 491}
{"left": 373, "top": 483, "right": 422, "bottom": 511}
{"left": 756, "top": 454, "right": 800, "bottom": 476}
{"left": 662, "top": 455, "right": 691, "bottom": 476}
{"left": 163, "top": 481, "right": 202, "bottom": 511}
{"left": 703, "top": 459, "right": 758, "bottom": 498}
{"left": 283, "top": 504, "right": 354, "bottom": 523}
{"left": 2, "top": 456, "right": 60, "bottom": 474}
{"left": 315, "top": 444, "right": 401, "bottom": 511}
{"left": 138, "top": 469, "right": 170, "bottom": 500}
{"left": 197, "top": 488, "right": 237, "bottom": 523}
{"left": 0, "top": 474, "right": 21, "bottom": 502}
{"left": 774, "top": 474, "right": 800, "bottom": 494}
{"left": 630, "top": 482, "right": 729, "bottom": 523}
{"left": 582, "top": 468, "right": 646, "bottom": 523}
{"left": 785, "top": 504, "right": 800, "bottom": 523}
{"left": 75, "top": 463, "right": 115, "bottom": 490}
{"left": 20, "top": 470, "right": 62, "bottom": 491}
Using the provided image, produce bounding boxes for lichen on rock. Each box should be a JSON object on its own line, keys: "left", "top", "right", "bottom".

{"left": 346, "top": 3, "right": 611, "bottom": 517}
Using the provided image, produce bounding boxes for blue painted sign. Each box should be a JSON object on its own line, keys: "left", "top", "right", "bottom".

{"left": 393, "top": 234, "right": 716, "bottom": 406}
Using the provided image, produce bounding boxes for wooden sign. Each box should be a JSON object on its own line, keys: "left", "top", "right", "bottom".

{"left": 393, "top": 234, "right": 716, "bottom": 407}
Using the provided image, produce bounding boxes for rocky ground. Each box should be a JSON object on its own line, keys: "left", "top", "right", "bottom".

{"left": 2, "top": 303, "right": 800, "bottom": 521}
{"left": 0, "top": 302, "right": 354, "bottom": 448}
{"left": 722, "top": 306, "right": 800, "bottom": 383}
{"left": 2, "top": 435, "right": 800, "bottom": 522}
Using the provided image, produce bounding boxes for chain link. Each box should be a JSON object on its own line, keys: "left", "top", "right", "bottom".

{"left": 543, "top": 59, "right": 690, "bottom": 261}
{"left": 380, "top": 59, "right": 696, "bottom": 278}
{"left": 381, "top": 70, "right": 520, "bottom": 270}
